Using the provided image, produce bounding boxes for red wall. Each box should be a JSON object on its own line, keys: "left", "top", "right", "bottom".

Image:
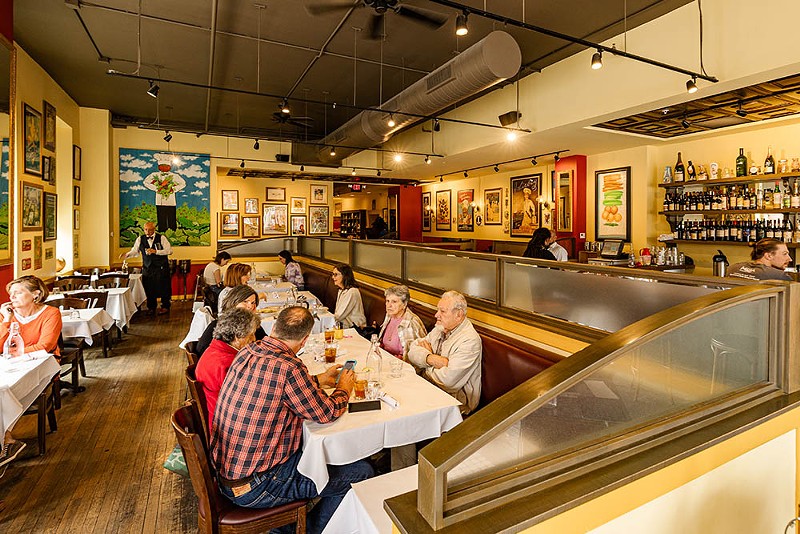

{"left": 554, "top": 155, "right": 587, "bottom": 253}
{"left": 0, "top": 264, "right": 12, "bottom": 301}
{"left": 171, "top": 263, "right": 206, "bottom": 300}
{"left": 0, "top": 0, "right": 11, "bottom": 44}
{"left": 397, "top": 186, "right": 422, "bottom": 242}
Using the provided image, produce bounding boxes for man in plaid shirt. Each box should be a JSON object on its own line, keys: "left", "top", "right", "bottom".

{"left": 211, "top": 306, "right": 373, "bottom": 533}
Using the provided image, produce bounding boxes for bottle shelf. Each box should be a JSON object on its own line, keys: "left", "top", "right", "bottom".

{"left": 660, "top": 208, "right": 800, "bottom": 215}
{"left": 659, "top": 172, "right": 800, "bottom": 189}
{"left": 663, "top": 239, "right": 800, "bottom": 248}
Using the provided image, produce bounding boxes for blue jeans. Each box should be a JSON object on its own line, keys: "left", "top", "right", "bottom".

{"left": 219, "top": 449, "right": 373, "bottom": 534}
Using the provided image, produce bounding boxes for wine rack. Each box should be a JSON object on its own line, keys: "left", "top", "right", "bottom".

{"left": 339, "top": 210, "right": 366, "bottom": 239}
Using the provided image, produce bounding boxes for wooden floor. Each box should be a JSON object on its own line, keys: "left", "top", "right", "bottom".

{"left": 0, "top": 301, "right": 198, "bottom": 533}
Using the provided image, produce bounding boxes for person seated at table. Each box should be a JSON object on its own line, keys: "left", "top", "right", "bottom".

{"left": 377, "top": 285, "right": 426, "bottom": 359}
{"left": 522, "top": 228, "right": 557, "bottom": 260}
{"left": 217, "top": 262, "right": 254, "bottom": 311}
{"left": 195, "top": 307, "right": 259, "bottom": 430}
{"left": 727, "top": 238, "right": 792, "bottom": 281}
{"left": 408, "top": 290, "right": 482, "bottom": 415}
{"left": 212, "top": 306, "right": 373, "bottom": 534}
{"left": 196, "top": 285, "right": 267, "bottom": 356}
{"left": 278, "top": 250, "right": 305, "bottom": 290}
{"left": 0, "top": 275, "right": 63, "bottom": 466}
{"left": 203, "top": 251, "right": 231, "bottom": 295}
{"left": 332, "top": 263, "right": 366, "bottom": 329}
{"left": 548, "top": 234, "right": 569, "bottom": 262}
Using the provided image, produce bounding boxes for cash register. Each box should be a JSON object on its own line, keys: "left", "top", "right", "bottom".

{"left": 587, "top": 239, "right": 630, "bottom": 267}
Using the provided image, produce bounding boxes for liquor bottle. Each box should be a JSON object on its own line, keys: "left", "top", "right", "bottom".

{"left": 764, "top": 146, "right": 775, "bottom": 174}
{"left": 784, "top": 181, "right": 792, "bottom": 209}
{"left": 736, "top": 187, "right": 745, "bottom": 210}
{"left": 784, "top": 218, "right": 794, "bottom": 243}
{"left": 764, "top": 187, "right": 773, "bottom": 209}
{"left": 792, "top": 179, "right": 800, "bottom": 208}
{"left": 687, "top": 160, "right": 697, "bottom": 181}
{"left": 736, "top": 148, "right": 748, "bottom": 177}
{"left": 755, "top": 219, "right": 765, "bottom": 241}
{"left": 742, "top": 185, "right": 751, "bottom": 209}
{"left": 741, "top": 219, "right": 751, "bottom": 243}
{"left": 729, "top": 186, "right": 738, "bottom": 210}
{"left": 676, "top": 220, "right": 685, "bottom": 240}
{"left": 3, "top": 322, "right": 24, "bottom": 358}
{"left": 749, "top": 187, "right": 756, "bottom": 210}
{"left": 663, "top": 193, "right": 670, "bottom": 212}
{"left": 756, "top": 185, "right": 764, "bottom": 210}
{"left": 674, "top": 152, "right": 685, "bottom": 182}
{"left": 717, "top": 219, "right": 726, "bottom": 241}
{"left": 773, "top": 182, "right": 783, "bottom": 210}
{"left": 794, "top": 216, "right": 800, "bottom": 244}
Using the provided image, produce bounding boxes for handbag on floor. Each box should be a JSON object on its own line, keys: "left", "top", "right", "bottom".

{"left": 163, "top": 444, "right": 189, "bottom": 477}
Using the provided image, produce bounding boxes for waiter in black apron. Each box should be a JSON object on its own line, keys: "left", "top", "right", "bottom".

{"left": 120, "top": 221, "right": 172, "bottom": 315}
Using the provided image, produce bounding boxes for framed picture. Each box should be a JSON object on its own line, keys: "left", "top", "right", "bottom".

{"left": 220, "top": 212, "right": 240, "bottom": 236}
{"left": 421, "top": 192, "right": 431, "bottom": 231}
{"left": 310, "top": 184, "right": 328, "bottom": 204}
{"left": 43, "top": 100, "right": 56, "bottom": 152}
{"left": 308, "top": 205, "right": 330, "bottom": 235}
{"left": 43, "top": 192, "right": 57, "bottom": 241}
{"left": 457, "top": 189, "right": 474, "bottom": 232}
{"left": 510, "top": 174, "right": 541, "bottom": 237}
{"left": 595, "top": 166, "right": 631, "bottom": 241}
{"left": 42, "top": 155, "right": 51, "bottom": 183}
{"left": 221, "top": 190, "right": 239, "bottom": 211}
{"left": 21, "top": 239, "right": 31, "bottom": 252}
{"left": 74, "top": 209, "right": 80, "bottom": 230}
{"left": 290, "top": 196, "right": 306, "bottom": 214}
{"left": 21, "top": 258, "right": 31, "bottom": 271}
{"left": 262, "top": 203, "right": 288, "bottom": 235}
{"left": 73, "top": 185, "right": 80, "bottom": 206}
{"left": 33, "top": 236, "right": 42, "bottom": 270}
{"left": 242, "top": 216, "right": 260, "bottom": 237}
{"left": 244, "top": 197, "right": 259, "bottom": 214}
{"left": 484, "top": 188, "right": 502, "bottom": 225}
{"left": 45, "top": 248, "right": 54, "bottom": 260}
{"left": 21, "top": 181, "right": 43, "bottom": 231}
{"left": 73, "top": 145, "right": 81, "bottom": 181}
{"left": 48, "top": 156, "right": 56, "bottom": 186}
{"left": 291, "top": 215, "right": 307, "bottom": 236}
{"left": 266, "top": 187, "right": 286, "bottom": 202}
{"left": 333, "top": 201, "right": 342, "bottom": 217}
{"left": 435, "top": 189, "right": 451, "bottom": 231}
{"left": 23, "top": 104, "right": 42, "bottom": 176}
{"left": 73, "top": 237, "right": 79, "bottom": 260}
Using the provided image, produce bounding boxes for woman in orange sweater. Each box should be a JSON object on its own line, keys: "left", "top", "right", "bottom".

{"left": 0, "top": 275, "right": 62, "bottom": 466}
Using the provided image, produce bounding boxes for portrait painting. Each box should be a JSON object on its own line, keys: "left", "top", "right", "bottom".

{"left": 291, "top": 196, "right": 307, "bottom": 214}
{"left": 310, "top": 184, "right": 328, "bottom": 204}
{"left": 510, "top": 174, "right": 541, "bottom": 237}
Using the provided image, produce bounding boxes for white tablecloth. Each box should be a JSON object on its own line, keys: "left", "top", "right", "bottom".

{"left": 60, "top": 308, "right": 115, "bottom": 346}
{"left": 250, "top": 281, "right": 295, "bottom": 294}
{"left": 299, "top": 329, "right": 463, "bottom": 493}
{"left": 49, "top": 286, "right": 139, "bottom": 329}
{"left": 0, "top": 353, "right": 60, "bottom": 445}
{"left": 179, "top": 307, "right": 215, "bottom": 349}
{"left": 323, "top": 466, "right": 418, "bottom": 534}
{"left": 128, "top": 273, "right": 146, "bottom": 306}
{"left": 260, "top": 310, "right": 335, "bottom": 336}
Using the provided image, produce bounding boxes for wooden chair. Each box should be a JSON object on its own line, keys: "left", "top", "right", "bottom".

{"left": 96, "top": 274, "right": 129, "bottom": 289}
{"left": 54, "top": 275, "right": 91, "bottom": 292}
{"left": 21, "top": 378, "right": 58, "bottom": 455}
{"left": 185, "top": 363, "right": 210, "bottom": 442}
{"left": 70, "top": 291, "right": 112, "bottom": 357}
{"left": 185, "top": 341, "right": 200, "bottom": 366}
{"left": 171, "top": 401, "right": 308, "bottom": 534}
{"left": 47, "top": 297, "right": 89, "bottom": 311}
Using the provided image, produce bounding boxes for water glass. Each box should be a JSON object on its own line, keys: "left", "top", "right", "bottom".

{"left": 324, "top": 341, "right": 338, "bottom": 364}
{"left": 366, "top": 380, "right": 381, "bottom": 400}
{"left": 354, "top": 372, "right": 368, "bottom": 400}
{"left": 389, "top": 357, "right": 403, "bottom": 379}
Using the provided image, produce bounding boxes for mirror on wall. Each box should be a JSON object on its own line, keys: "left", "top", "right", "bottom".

{"left": 0, "top": 40, "right": 12, "bottom": 262}
{"left": 556, "top": 170, "right": 573, "bottom": 232}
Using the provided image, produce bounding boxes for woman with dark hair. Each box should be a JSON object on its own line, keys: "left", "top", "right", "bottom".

{"left": 278, "top": 250, "right": 304, "bottom": 289}
{"left": 727, "top": 238, "right": 792, "bottom": 281}
{"left": 196, "top": 284, "right": 267, "bottom": 356}
{"left": 331, "top": 263, "right": 366, "bottom": 328}
{"left": 522, "top": 228, "right": 557, "bottom": 260}
{"left": 203, "top": 251, "right": 231, "bottom": 291}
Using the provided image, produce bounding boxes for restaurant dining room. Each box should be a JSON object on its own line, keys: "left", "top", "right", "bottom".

{"left": 5, "top": 1, "right": 800, "bottom": 533}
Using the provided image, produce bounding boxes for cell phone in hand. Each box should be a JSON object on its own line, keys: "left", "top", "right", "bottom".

{"left": 336, "top": 359, "right": 357, "bottom": 385}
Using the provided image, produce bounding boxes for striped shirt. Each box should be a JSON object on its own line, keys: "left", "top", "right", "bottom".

{"left": 210, "top": 336, "right": 349, "bottom": 480}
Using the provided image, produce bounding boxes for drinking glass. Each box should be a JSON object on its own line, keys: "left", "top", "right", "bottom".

{"left": 324, "top": 329, "right": 335, "bottom": 343}
{"left": 389, "top": 357, "right": 403, "bottom": 379}
{"left": 334, "top": 321, "right": 344, "bottom": 340}
{"left": 324, "top": 341, "right": 338, "bottom": 364}
{"left": 366, "top": 380, "right": 381, "bottom": 400}
{"left": 354, "top": 372, "right": 368, "bottom": 400}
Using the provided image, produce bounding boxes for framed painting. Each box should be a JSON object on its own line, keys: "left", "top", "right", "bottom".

{"left": 220, "top": 212, "right": 240, "bottom": 236}
{"left": 244, "top": 197, "right": 259, "bottom": 214}
{"left": 42, "top": 155, "right": 51, "bottom": 183}
{"left": 21, "top": 239, "right": 31, "bottom": 251}
{"left": 510, "top": 174, "right": 541, "bottom": 237}
{"left": 484, "top": 188, "right": 502, "bottom": 225}
{"left": 308, "top": 205, "right": 329, "bottom": 235}
{"left": 73, "top": 145, "right": 81, "bottom": 181}
{"left": 43, "top": 100, "right": 56, "bottom": 152}
{"left": 266, "top": 187, "right": 286, "bottom": 202}
{"left": 45, "top": 248, "right": 54, "bottom": 260}
{"left": 422, "top": 192, "right": 431, "bottom": 231}
{"left": 74, "top": 209, "right": 80, "bottom": 230}
{"left": 43, "top": 192, "right": 57, "bottom": 241}
{"left": 34, "top": 236, "right": 42, "bottom": 270}
{"left": 310, "top": 184, "right": 328, "bottom": 204}
{"left": 457, "top": 189, "right": 474, "bottom": 232}
{"left": 21, "top": 182, "right": 43, "bottom": 231}
{"left": 262, "top": 203, "right": 288, "bottom": 235}
{"left": 435, "top": 189, "right": 450, "bottom": 231}
{"left": 24, "top": 104, "right": 42, "bottom": 176}
{"left": 290, "top": 196, "right": 306, "bottom": 214}
{"left": 595, "top": 166, "right": 631, "bottom": 241}
{"left": 221, "top": 190, "right": 239, "bottom": 211}
{"left": 21, "top": 258, "right": 31, "bottom": 271}
{"left": 73, "top": 185, "right": 80, "bottom": 206}
{"left": 242, "top": 216, "right": 260, "bottom": 237}
{"left": 291, "top": 215, "right": 307, "bottom": 236}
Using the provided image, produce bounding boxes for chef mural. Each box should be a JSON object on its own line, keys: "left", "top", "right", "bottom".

{"left": 144, "top": 153, "right": 186, "bottom": 232}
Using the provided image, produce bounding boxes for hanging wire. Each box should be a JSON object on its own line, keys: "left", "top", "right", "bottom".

{"left": 623, "top": 0, "right": 627, "bottom": 52}
{"left": 256, "top": 4, "right": 263, "bottom": 93}
{"left": 697, "top": 0, "right": 708, "bottom": 76}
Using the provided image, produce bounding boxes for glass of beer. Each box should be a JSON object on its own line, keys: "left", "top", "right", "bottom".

{"left": 324, "top": 342, "right": 338, "bottom": 364}
{"left": 324, "top": 329, "right": 335, "bottom": 343}
{"left": 354, "top": 371, "right": 368, "bottom": 400}
{"left": 334, "top": 321, "right": 344, "bottom": 340}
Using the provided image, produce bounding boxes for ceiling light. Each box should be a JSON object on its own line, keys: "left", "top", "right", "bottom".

{"left": 387, "top": 114, "right": 396, "bottom": 128}
{"left": 300, "top": 165, "right": 305, "bottom": 172}
{"left": 506, "top": 130, "right": 517, "bottom": 141}
{"left": 171, "top": 155, "right": 181, "bottom": 165}
{"left": 163, "top": 131, "right": 172, "bottom": 142}
{"left": 240, "top": 159, "right": 245, "bottom": 168}
{"left": 736, "top": 101, "right": 748, "bottom": 117}
{"left": 147, "top": 80, "right": 160, "bottom": 98}
{"left": 493, "top": 165, "right": 499, "bottom": 172}
{"left": 432, "top": 119, "right": 441, "bottom": 132}
{"left": 330, "top": 147, "right": 336, "bottom": 157}
{"left": 351, "top": 168, "right": 357, "bottom": 175}
{"left": 439, "top": 176, "right": 443, "bottom": 182}
{"left": 393, "top": 154, "right": 403, "bottom": 163}
{"left": 681, "top": 118, "right": 690, "bottom": 129}
{"left": 591, "top": 50, "right": 603, "bottom": 70}
{"left": 424, "top": 155, "right": 431, "bottom": 164}
{"left": 280, "top": 100, "right": 290, "bottom": 114}
{"left": 686, "top": 77, "right": 698, "bottom": 94}
{"left": 463, "top": 171, "right": 468, "bottom": 177}
{"left": 531, "top": 158, "right": 538, "bottom": 166}
{"left": 253, "top": 139, "right": 260, "bottom": 150}
{"left": 455, "top": 11, "right": 469, "bottom": 36}
{"left": 554, "top": 154, "right": 560, "bottom": 163}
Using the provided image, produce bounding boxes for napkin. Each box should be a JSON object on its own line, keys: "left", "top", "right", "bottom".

{"left": 379, "top": 393, "right": 399, "bottom": 409}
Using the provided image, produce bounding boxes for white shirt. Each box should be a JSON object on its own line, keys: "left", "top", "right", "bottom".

{"left": 549, "top": 241, "right": 568, "bottom": 261}
{"left": 124, "top": 234, "right": 173, "bottom": 258}
{"left": 203, "top": 262, "right": 222, "bottom": 285}
{"left": 142, "top": 171, "right": 186, "bottom": 206}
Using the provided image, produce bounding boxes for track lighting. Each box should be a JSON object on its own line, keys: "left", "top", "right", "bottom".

{"left": 463, "top": 171, "right": 468, "bottom": 177}
{"left": 147, "top": 80, "right": 160, "bottom": 98}
{"left": 554, "top": 154, "right": 560, "bottom": 163}
{"left": 300, "top": 165, "right": 305, "bottom": 172}
{"left": 163, "top": 131, "right": 172, "bottom": 142}
{"left": 455, "top": 11, "right": 469, "bottom": 36}
{"left": 240, "top": 159, "right": 245, "bottom": 168}
{"left": 280, "top": 100, "right": 290, "bottom": 114}
{"left": 292, "top": 177, "right": 295, "bottom": 182}
{"left": 531, "top": 158, "right": 538, "bottom": 166}
{"left": 377, "top": 170, "right": 381, "bottom": 177}
{"left": 432, "top": 119, "right": 440, "bottom": 132}
{"left": 681, "top": 118, "right": 690, "bottom": 129}
{"left": 439, "top": 176, "right": 443, "bottom": 182}
{"left": 736, "top": 101, "right": 748, "bottom": 117}
{"left": 253, "top": 139, "right": 260, "bottom": 150}
{"left": 172, "top": 155, "right": 181, "bottom": 165}
{"left": 393, "top": 154, "right": 402, "bottom": 163}
{"left": 493, "top": 165, "right": 499, "bottom": 172}
{"left": 686, "top": 77, "right": 698, "bottom": 94}
{"left": 387, "top": 114, "right": 396, "bottom": 128}
{"left": 330, "top": 146, "right": 336, "bottom": 157}
{"left": 506, "top": 130, "right": 517, "bottom": 141}
{"left": 351, "top": 168, "right": 357, "bottom": 176}
{"left": 424, "top": 155, "right": 431, "bottom": 164}
{"left": 591, "top": 50, "right": 603, "bottom": 70}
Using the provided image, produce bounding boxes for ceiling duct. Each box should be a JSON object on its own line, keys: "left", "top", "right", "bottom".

{"left": 316, "top": 31, "right": 521, "bottom": 163}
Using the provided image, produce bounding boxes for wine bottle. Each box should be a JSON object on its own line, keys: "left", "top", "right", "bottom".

{"left": 792, "top": 179, "right": 800, "bottom": 208}
{"left": 736, "top": 148, "right": 747, "bottom": 177}
{"left": 794, "top": 216, "right": 800, "bottom": 244}
{"left": 765, "top": 146, "right": 775, "bottom": 174}
{"left": 784, "top": 218, "right": 794, "bottom": 243}
{"left": 742, "top": 185, "right": 751, "bottom": 209}
{"left": 773, "top": 182, "right": 783, "bottom": 210}
{"left": 784, "top": 181, "right": 792, "bottom": 209}
{"left": 674, "top": 152, "right": 685, "bottom": 182}
{"left": 687, "top": 160, "right": 697, "bottom": 181}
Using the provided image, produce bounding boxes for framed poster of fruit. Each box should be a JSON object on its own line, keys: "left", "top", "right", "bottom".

{"left": 595, "top": 166, "right": 631, "bottom": 241}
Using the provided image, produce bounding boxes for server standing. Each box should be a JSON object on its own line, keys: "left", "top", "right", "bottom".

{"left": 120, "top": 221, "right": 173, "bottom": 315}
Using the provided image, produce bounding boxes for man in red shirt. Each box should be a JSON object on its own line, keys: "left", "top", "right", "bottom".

{"left": 211, "top": 306, "right": 372, "bottom": 533}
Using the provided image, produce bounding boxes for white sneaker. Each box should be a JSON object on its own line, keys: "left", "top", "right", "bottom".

{"left": 0, "top": 441, "right": 26, "bottom": 467}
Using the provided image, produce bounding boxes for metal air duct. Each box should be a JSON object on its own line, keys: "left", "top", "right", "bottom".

{"left": 317, "top": 30, "right": 521, "bottom": 163}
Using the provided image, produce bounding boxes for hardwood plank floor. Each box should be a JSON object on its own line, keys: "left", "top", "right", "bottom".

{"left": 0, "top": 301, "right": 198, "bottom": 533}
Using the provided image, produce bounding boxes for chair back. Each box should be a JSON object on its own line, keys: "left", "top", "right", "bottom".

{"left": 185, "top": 341, "right": 200, "bottom": 366}
{"left": 54, "top": 275, "right": 91, "bottom": 292}
{"left": 47, "top": 297, "right": 89, "bottom": 310}
{"left": 96, "top": 274, "right": 129, "bottom": 289}
{"left": 171, "top": 401, "right": 222, "bottom": 528}
{"left": 185, "top": 364, "right": 210, "bottom": 443}
{"left": 70, "top": 291, "right": 108, "bottom": 309}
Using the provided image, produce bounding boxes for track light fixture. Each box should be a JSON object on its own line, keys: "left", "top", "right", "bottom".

{"left": 351, "top": 168, "right": 357, "bottom": 176}
{"left": 591, "top": 49, "right": 603, "bottom": 70}
{"left": 240, "top": 159, "right": 245, "bottom": 168}
{"left": 439, "top": 176, "right": 443, "bottom": 182}
{"left": 393, "top": 154, "right": 403, "bottom": 163}
{"left": 329, "top": 146, "right": 336, "bottom": 157}
{"left": 424, "top": 155, "right": 431, "bottom": 164}
{"left": 493, "top": 165, "right": 499, "bottom": 172}
{"left": 432, "top": 118, "right": 441, "bottom": 132}
{"left": 163, "top": 131, "right": 172, "bottom": 142}
{"left": 387, "top": 114, "right": 396, "bottom": 128}
{"left": 506, "top": 130, "right": 517, "bottom": 141}
{"left": 531, "top": 158, "right": 538, "bottom": 166}
{"left": 377, "top": 170, "right": 381, "bottom": 177}
{"left": 736, "top": 101, "right": 748, "bottom": 117}
{"left": 686, "top": 77, "right": 698, "bottom": 94}
{"left": 300, "top": 165, "right": 305, "bottom": 172}
{"left": 455, "top": 10, "right": 469, "bottom": 36}
{"left": 554, "top": 154, "right": 560, "bottom": 163}
{"left": 147, "top": 80, "right": 160, "bottom": 98}
{"left": 280, "top": 100, "right": 290, "bottom": 114}
{"left": 463, "top": 171, "right": 468, "bottom": 177}
{"left": 253, "top": 139, "right": 260, "bottom": 150}
{"left": 681, "top": 112, "right": 690, "bottom": 129}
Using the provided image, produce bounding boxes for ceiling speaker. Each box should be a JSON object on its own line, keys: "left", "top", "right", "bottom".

{"left": 498, "top": 111, "right": 522, "bottom": 127}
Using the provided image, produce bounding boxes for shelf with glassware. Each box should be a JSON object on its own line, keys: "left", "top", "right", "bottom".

{"left": 339, "top": 209, "right": 367, "bottom": 239}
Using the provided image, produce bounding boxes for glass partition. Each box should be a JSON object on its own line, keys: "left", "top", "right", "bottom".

{"left": 300, "top": 237, "right": 321, "bottom": 258}
{"left": 353, "top": 241, "right": 402, "bottom": 278}
{"left": 323, "top": 239, "right": 349, "bottom": 264}
{"left": 405, "top": 249, "right": 496, "bottom": 302}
